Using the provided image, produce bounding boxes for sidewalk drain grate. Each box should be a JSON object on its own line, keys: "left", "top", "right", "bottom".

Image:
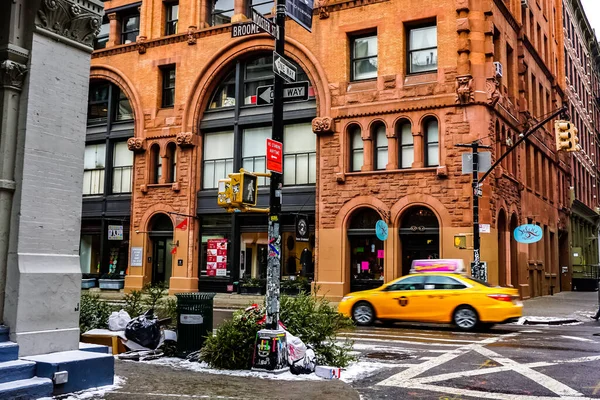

{"left": 364, "top": 352, "right": 413, "bottom": 361}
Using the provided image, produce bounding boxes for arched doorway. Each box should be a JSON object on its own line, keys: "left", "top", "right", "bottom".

{"left": 399, "top": 206, "right": 440, "bottom": 276}
{"left": 509, "top": 213, "right": 519, "bottom": 287}
{"left": 347, "top": 208, "right": 385, "bottom": 292}
{"left": 498, "top": 210, "right": 507, "bottom": 286}
{"left": 149, "top": 213, "right": 174, "bottom": 286}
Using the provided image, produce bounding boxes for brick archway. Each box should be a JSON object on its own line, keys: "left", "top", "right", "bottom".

{"left": 182, "top": 37, "right": 331, "bottom": 135}
{"left": 90, "top": 65, "right": 144, "bottom": 137}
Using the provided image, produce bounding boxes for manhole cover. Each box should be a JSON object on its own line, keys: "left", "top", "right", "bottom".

{"left": 365, "top": 352, "right": 413, "bottom": 361}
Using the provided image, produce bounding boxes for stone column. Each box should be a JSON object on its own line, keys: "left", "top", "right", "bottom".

{"left": 412, "top": 130, "right": 424, "bottom": 168}
{"left": 107, "top": 13, "right": 119, "bottom": 47}
{"left": 231, "top": 0, "right": 248, "bottom": 23}
{"left": 2, "top": 0, "right": 104, "bottom": 356}
{"left": 386, "top": 126, "right": 398, "bottom": 170}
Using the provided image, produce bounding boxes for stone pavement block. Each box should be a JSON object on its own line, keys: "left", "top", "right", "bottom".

{"left": 522, "top": 291, "right": 599, "bottom": 319}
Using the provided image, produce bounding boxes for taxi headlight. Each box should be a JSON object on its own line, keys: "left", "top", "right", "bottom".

{"left": 341, "top": 296, "right": 353, "bottom": 302}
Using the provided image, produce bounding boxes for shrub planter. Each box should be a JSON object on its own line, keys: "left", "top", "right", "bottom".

{"left": 81, "top": 278, "right": 96, "bottom": 289}
{"left": 240, "top": 286, "right": 262, "bottom": 295}
{"left": 98, "top": 279, "right": 125, "bottom": 290}
{"left": 281, "top": 287, "right": 301, "bottom": 296}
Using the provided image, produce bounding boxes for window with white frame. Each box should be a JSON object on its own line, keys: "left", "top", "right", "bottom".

{"left": 203, "top": 131, "right": 234, "bottom": 189}
{"left": 112, "top": 142, "right": 133, "bottom": 193}
{"left": 283, "top": 123, "right": 316, "bottom": 185}
{"left": 398, "top": 122, "right": 414, "bottom": 168}
{"left": 350, "top": 125, "right": 364, "bottom": 172}
{"left": 374, "top": 124, "right": 387, "bottom": 170}
{"left": 408, "top": 25, "right": 437, "bottom": 74}
{"left": 424, "top": 119, "right": 439, "bottom": 167}
{"left": 83, "top": 144, "right": 106, "bottom": 195}
{"left": 243, "top": 127, "right": 270, "bottom": 186}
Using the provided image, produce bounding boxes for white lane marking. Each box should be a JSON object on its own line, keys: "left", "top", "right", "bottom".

{"left": 341, "top": 336, "right": 463, "bottom": 347}
{"left": 521, "top": 330, "right": 544, "bottom": 333}
{"left": 403, "top": 382, "right": 594, "bottom": 400}
{"left": 418, "top": 356, "right": 437, "bottom": 360}
{"left": 338, "top": 332, "right": 477, "bottom": 343}
{"left": 473, "top": 345, "right": 584, "bottom": 397}
{"left": 560, "top": 335, "right": 596, "bottom": 343}
{"left": 377, "top": 332, "right": 521, "bottom": 386}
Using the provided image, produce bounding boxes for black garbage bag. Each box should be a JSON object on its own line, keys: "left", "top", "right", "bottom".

{"left": 125, "top": 309, "right": 161, "bottom": 350}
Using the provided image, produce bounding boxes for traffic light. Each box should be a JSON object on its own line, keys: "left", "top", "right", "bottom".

{"left": 229, "top": 170, "right": 258, "bottom": 206}
{"left": 569, "top": 126, "right": 580, "bottom": 152}
{"left": 554, "top": 121, "right": 572, "bottom": 151}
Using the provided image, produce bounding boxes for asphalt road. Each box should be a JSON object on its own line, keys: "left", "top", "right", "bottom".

{"left": 349, "top": 320, "right": 600, "bottom": 399}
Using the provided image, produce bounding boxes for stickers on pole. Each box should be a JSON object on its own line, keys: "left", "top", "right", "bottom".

{"left": 514, "top": 224, "right": 543, "bottom": 244}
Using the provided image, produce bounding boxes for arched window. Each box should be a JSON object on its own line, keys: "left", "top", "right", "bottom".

{"left": 373, "top": 123, "right": 387, "bottom": 170}
{"left": 349, "top": 125, "right": 364, "bottom": 172}
{"left": 397, "top": 121, "right": 413, "bottom": 169}
{"left": 166, "top": 142, "right": 177, "bottom": 183}
{"left": 424, "top": 118, "right": 439, "bottom": 167}
{"left": 150, "top": 144, "right": 161, "bottom": 184}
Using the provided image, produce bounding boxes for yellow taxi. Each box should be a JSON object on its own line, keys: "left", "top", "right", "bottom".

{"left": 338, "top": 259, "right": 522, "bottom": 331}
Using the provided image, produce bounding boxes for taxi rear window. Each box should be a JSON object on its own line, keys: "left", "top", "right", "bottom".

{"left": 462, "top": 276, "right": 492, "bottom": 287}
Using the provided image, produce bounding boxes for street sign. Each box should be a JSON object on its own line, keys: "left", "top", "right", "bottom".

{"left": 461, "top": 152, "right": 492, "bottom": 174}
{"left": 285, "top": 0, "right": 313, "bottom": 32}
{"left": 231, "top": 21, "right": 263, "bottom": 38}
{"left": 266, "top": 138, "right": 283, "bottom": 173}
{"left": 256, "top": 81, "right": 309, "bottom": 105}
{"left": 273, "top": 51, "right": 297, "bottom": 83}
{"left": 252, "top": 9, "right": 279, "bottom": 39}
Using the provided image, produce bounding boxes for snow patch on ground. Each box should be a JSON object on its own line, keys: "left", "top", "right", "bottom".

{"left": 141, "top": 357, "right": 402, "bottom": 383}
{"left": 513, "top": 316, "right": 583, "bottom": 325}
{"left": 51, "top": 376, "right": 126, "bottom": 399}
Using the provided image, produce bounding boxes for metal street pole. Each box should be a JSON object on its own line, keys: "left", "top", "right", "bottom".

{"left": 265, "top": 0, "right": 286, "bottom": 331}
{"left": 472, "top": 144, "right": 481, "bottom": 278}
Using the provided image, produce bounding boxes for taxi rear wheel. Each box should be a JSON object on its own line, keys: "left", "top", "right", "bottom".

{"left": 352, "top": 301, "right": 375, "bottom": 326}
{"left": 453, "top": 306, "right": 479, "bottom": 331}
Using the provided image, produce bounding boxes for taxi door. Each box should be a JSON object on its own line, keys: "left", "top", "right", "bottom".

{"left": 377, "top": 276, "right": 428, "bottom": 320}
{"left": 421, "top": 275, "right": 468, "bottom": 322}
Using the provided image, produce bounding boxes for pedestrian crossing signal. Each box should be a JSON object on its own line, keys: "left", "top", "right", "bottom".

{"left": 229, "top": 170, "right": 258, "bottom": 206}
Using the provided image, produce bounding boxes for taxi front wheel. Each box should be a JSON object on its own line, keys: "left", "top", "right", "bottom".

{"left": 453, "top": 306, "right": 479, "bottom": 331}
{"left": 352, "top": 301, "right": 375, "bottom": 326}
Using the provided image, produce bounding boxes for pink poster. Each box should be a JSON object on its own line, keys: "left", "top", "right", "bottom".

{"left": 377, "top": 250, "right": 384, "bottom": 259}
{"left": 361, "top": 261, "right": 369, "bottom": 271}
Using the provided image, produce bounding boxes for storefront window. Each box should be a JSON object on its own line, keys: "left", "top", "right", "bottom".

{"left": 348, "top": 208, "right": 385, "bottom": 292}
{"left": 79, "top": 235, "right": 101, "bottom": 274}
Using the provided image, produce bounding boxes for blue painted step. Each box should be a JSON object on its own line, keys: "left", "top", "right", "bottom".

{"left": 0, "top": 377, "right": 53, "bottom": 400}
{"left": 0, "top": 341, "right": 18, "bottom": 362}
{"left": 0, "top": 359, "right": 36, "bottom": 384}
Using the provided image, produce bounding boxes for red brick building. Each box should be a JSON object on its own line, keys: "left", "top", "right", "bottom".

{"left": 82, "top": 0, "right": 569, "bottom": 299}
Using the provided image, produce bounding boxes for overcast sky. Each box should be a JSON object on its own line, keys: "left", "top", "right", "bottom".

{"left": 581, "top": 0, "right": 600, "bottom": 40}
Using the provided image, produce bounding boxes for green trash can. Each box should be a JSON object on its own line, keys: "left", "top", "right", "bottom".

{"left": 175, "top": 292, "right": 216, "bottom": 357}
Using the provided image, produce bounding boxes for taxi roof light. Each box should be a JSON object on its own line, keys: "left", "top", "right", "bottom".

{"left": 410, "top": 259, "right": 465, "bottom": 274}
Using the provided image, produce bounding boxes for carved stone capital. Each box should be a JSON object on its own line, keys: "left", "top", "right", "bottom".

{"left": 0, "top": 60, "right": 28, "bottom": 90}
{"left": 455, "top": 74, "right": 474, "bottom": 105}
{"left": 127, "top": 137, "right": 145, "bottom": 152}
{"left": 35, "top": 0, "right": 104, "bottom": 49}
{"left": 312, "top": 117, "right": 335, "bottom": 135}
{"left": 187, "top": 26, "right": 197, "bottom": 45}
{"left": 176, "top": 132, "right": 195, "bottom": 148}
{"left": 107, "top": 12, "right": 117, "bottom": 21}
{"left": 317, "top": 0, "right": 330, "bottom": 19}
{"left": 486, "top": 77, "right": 501, "bottom": 107}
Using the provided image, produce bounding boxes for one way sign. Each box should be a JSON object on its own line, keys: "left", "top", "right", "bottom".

{"left": 273, "top": 51, "right": 297, "bottom": 83}
{"left": 256, "top": 81, "right": 309, "bottom": 105}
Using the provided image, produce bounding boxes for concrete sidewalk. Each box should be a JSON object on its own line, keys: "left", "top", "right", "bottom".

{"left": 521, "top": 290, "right": 600, "bottom": 322}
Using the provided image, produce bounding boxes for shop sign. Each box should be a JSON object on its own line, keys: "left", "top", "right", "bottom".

{"left": 108, "top": 225, "right": 123, "bottom": 240}
{"left": 207, "top": 239, "right": 228, "bottom": 277}
{"left": 130, "top": 247, "right": 143, "bottom": 267}
{"left": 513, "top": 224, "right": 543, "bottom": 244}
{"left": 479, "top": 224, "right": 490, "bottom": 234}
{"left": 375, "top": 220, "right": 388, "bottom": 241}
{"left": 295, "top": 214, "right": 309, "bottom": 242}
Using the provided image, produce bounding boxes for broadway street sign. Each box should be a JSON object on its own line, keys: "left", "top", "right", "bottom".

{"left": 252, "top": 8, "right": 279, "bottom": 39}
{"left": 273, "top": 51, "right": 297, "bottom": 83}
{"left": 256, "top": 81, "right": 309, "bottom": 105}
{"left": 286, "top": 0, "right": 313, "bottom": 32}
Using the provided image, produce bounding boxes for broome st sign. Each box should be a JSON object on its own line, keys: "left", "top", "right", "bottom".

{"left": 231, "top": 21, "right": 262, "bottom": 38}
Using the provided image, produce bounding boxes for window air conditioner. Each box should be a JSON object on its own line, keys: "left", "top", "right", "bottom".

{"left": 494, "top": 61, "right": 503, "bottom": 78}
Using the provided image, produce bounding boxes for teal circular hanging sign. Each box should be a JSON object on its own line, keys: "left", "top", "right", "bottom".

{"left": 514, "top": 224, "right": 543, "bottom": 244}
{"left": 375, "top": 220, "right": 389, "bottom": 241}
